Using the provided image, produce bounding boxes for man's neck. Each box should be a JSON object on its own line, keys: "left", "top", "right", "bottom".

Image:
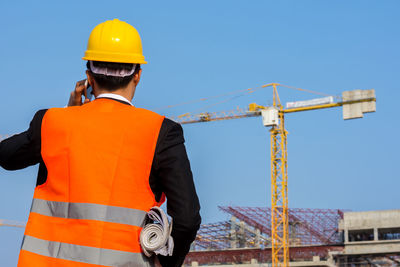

{"left": 95, "top": 87, "right": 134, "bottom": 102}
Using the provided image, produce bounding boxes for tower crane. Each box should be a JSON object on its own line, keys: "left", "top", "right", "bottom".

{"left": 173, "top": 83, "right": 376, "bottom": 267}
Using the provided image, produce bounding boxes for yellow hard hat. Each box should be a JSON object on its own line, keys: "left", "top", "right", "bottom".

{"left": 83, "top": 19, "right": 147, "bottom": 64}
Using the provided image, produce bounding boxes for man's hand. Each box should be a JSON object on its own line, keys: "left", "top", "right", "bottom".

{"left": 68, "top": 79, "right": 91, "bottom": 107}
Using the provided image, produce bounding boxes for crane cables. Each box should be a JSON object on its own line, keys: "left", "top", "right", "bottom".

{"left": 154, "top": 86, "right": 259, "bottom": 111}
{"left": 155, "top": 83, "right": 333, "bottom": 114}
{"left": 278, "top": 84, "right": 332, "bottom": 97}
{"left": 140, "top": 206, "right": 174, "bottom": 257}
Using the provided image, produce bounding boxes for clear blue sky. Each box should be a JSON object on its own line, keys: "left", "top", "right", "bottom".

{"left": 1, "top": 0, "right": 399, "bottom": 265}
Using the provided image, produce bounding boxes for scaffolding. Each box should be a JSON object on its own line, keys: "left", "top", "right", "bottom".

{"left": 192, "top": 206, "right": 345, "bottom": 251}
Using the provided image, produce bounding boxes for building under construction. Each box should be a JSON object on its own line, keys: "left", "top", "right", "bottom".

{"left": 184, "top": 207, "right": 400, "bottom": 267}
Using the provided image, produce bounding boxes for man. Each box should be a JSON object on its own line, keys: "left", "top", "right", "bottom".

{"left": 0, "top": 19, "right": 201, "bottom": 267}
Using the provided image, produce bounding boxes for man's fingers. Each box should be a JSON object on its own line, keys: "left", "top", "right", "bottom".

{"left": 76, "top": 79, "right": 86, "bottom": 86}
{"left": 74, "top": 80, "right": 88, "bottom": 99}
{"left": 69, "top": 79, "right": 91, "bottom": 107}
{"left": 75, "top": 80, "right": 86, "bottom": 92}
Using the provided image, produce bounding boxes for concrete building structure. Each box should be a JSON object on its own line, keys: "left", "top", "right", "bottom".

{"left": 335, "top": 210, "right": 400, "bottom": 266}
{"left": 184, "top": 208, "right": 400, "bottom": 267}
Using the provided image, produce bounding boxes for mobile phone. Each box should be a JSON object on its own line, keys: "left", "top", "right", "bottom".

{"left": 84, "top": 80, "right": 94, "bottom": 101}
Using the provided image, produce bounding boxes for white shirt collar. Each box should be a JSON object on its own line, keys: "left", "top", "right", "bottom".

{"left": 96, "top": 93, "right": 133, "bottom": 106}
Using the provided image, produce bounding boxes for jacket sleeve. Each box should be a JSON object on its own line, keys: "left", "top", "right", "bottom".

{"left": 149, "top": 118, "right": 201, "bottom": 267}
{"left": 0, "top": 109, "right": 47, "bottom": 171}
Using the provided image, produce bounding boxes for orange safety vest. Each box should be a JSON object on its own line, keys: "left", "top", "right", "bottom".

{"left": 18, "top": 98, "right": 165, "bottom": 267}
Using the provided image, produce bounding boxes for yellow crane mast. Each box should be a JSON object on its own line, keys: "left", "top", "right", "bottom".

{"left": 174, "top": 83, "right": 376, "bottom": 267}
{"left": 270, "top": 84, "right": 289, "bottom": 266}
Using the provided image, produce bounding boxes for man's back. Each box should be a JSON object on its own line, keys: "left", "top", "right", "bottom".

{"left": 40, "top": 99, "right": 164, "bottom": 208}
{"left": 20, "top": 99, "right": 165, "bottom": 266}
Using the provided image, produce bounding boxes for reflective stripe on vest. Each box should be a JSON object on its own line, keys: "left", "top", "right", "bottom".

{"left": 31, "top": 198, "right": 147, "bottom": 227}
{"left": 22, "top": 235, "right": 152, "bottom": 267}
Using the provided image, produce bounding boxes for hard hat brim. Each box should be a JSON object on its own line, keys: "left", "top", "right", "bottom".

{"left": 83, "top": 50, "right": 147, "bottom": 64}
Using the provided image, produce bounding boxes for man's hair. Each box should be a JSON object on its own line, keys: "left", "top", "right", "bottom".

{"left": 86, "top": 61, "right": 141, "bottom": 91}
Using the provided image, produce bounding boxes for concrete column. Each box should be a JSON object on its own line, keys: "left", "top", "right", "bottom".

{"left": 250, "top": 258, "right": 258, "bottom": 264}
{"left": 344, "top": 229, "right": 349, "bottom": 243}
{"left": 239, "top": 221, "right": 246, "bottom": 248}
{"left": 255, "top": 228, "right": 261, "bottom": 248}
{"left": 230, "top": 216, "right": 237, "bottom": 248}
{"left": 374, "top": 228, "right": 379, "bottom": 241}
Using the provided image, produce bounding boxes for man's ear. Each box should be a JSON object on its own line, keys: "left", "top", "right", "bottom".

{"left": 133, "top": 69, "right": 142, "bottom": 86}
{"left": 86, "top": 70, "right": 95, "bottom": 88}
